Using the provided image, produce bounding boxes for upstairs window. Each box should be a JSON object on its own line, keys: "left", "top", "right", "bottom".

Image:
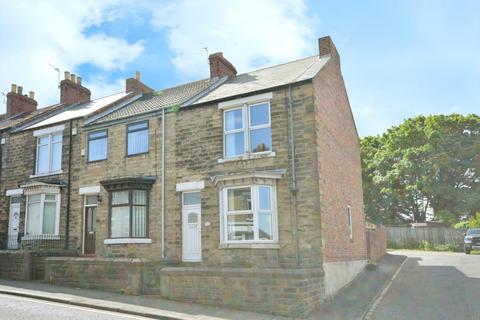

{"left": 347, "top": 205, "right": 353, "bottom": 240}
{"left": 127, "top": 121, "right": 149, "bottom": 155}
{"left": 224, "top": 102, "right": 271, "bottom": 158}
{"left": 36, "top": 132, "right": 62, "bottom": 174}
{"left": 88, "top": 130, "right": 108, "bottom": 162}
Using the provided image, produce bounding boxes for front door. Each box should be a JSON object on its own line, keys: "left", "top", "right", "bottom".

{"left": 182, "top": 192, "right": 201, "bottom": 261}
{"left": 7, "top": 197, "right": 21, "bottom": 250}
{"left": 84, "top": 195, "right": 97, "bottom": 254}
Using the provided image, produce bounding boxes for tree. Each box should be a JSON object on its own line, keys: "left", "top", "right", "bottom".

{"left": 361, "top": 114, "right": 480, "bottom": 225}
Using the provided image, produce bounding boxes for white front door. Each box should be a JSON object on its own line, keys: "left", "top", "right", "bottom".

{"left": 182, "top": 192, "right": 201, "bottom": 261}
{"left": 8, "top": 197, "right": 21, "bottom": 249}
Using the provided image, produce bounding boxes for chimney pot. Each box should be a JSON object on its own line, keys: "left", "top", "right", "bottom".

{"left": 6, "top": 84, "right": 37, "bottom": 117}
{"left": 135, "top": 71, "right": 141, "bottom": 80}
{"left": 29, "top": 91, "right": 35, "bottom": 99}
{"left": 60, "top": 73, "right": 91, "bottom": 104}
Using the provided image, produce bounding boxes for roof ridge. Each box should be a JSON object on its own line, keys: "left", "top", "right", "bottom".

{"left": 157, "top": 77, "right": 212, "bottom": 93}
{"left": 236, "top": 55, "right": 319, "bottom": 76}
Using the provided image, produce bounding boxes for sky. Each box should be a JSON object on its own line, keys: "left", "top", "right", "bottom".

{"left": 0, "top": 0, "right": 479, "bottom": 137}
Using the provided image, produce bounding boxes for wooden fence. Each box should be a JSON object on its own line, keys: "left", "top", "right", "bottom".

{"left": 386, "top": 227, "right": 464, "bottom": 247}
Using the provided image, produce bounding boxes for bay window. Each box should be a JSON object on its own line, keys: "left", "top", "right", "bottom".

{"left": 110, "top": 190, "right": 148, "bottom": 238}
{"left": 224, "top": 102, "right": 272, "bottom": 158}
{"left": 36, "top": 132, "right": 62, "bottom": 174}
{"left": 25, "top": 193, "right": 60, "bottom": 236}
{"left": 221, "top": 185, "right": 277, "bottom": 243}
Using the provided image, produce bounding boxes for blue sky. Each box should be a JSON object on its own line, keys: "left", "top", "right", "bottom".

{"left": 1, "top": 0, "right": 479, "bottom": 137}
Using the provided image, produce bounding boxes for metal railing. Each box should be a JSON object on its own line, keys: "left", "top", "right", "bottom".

{"left": 1, "top": 234, "right": 65, "bottom": 251}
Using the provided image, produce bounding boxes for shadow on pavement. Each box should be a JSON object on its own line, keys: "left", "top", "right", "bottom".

{"left": 309, "top": 253, "right": 406, "bottom": 320}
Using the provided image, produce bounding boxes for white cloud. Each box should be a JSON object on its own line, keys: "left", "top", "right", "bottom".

{"left": 151, "top": 0, "right": 317, "bottom": 78}
{"left": 0, "top": 1, "right": 144, "bottom": 112}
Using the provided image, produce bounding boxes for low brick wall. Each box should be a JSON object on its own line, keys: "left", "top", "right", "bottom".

{"left": 45, "top": 257, "right": 144, "bottom": 294}
{"left": 367, "top": 226, "right": 387, "bottom": 262}
{"left": 0, "top": 251, "right": 31, "bottom": 280}
{"left": 160, "top": 267, "right": 324, "bottom": 318}
{"left": 32, "top": 251, "right": 78, "bottom": 280}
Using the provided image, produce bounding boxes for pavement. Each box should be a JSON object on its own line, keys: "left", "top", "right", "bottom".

{"left": 310, "top": 253, "right": 406, "bottom": 320}
{"left": 368, "top": 250, "right": 480, "bottom": 320}
{"left": 0, "top": 253, "right": 407, "bottom": 320}
{"left": 0, "top": 293, "right": 150, "bottom": 320}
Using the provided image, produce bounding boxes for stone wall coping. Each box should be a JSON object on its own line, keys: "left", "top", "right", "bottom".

{"left": 160, "top": 266, "right": 324, "bottom": 278}
{"left": 45, "top": 257, "right": 145, "bottom": 264}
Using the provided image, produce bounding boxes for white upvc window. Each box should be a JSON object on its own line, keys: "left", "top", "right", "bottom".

{"left": 220, "top": 185, "right": 277, "bottom": 243}
{"left": 36, "top": 132, "right": 62, "bottom": 174}
{"left": 347, "top": 205, "right": 353, "bottom": 240}
{"left": 25, "top": 193, "right": 61, "bottom": 236}
{"left": 223, "top": 102, "right": 272, "bottom": 158}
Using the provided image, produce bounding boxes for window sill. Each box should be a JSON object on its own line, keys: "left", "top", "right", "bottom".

{"left": 218, "top": 152, "right": 276, "bottom": 163}
{"left": 30, "top": 170, "right": 63, "bottom": 178}
{"left": 22, "top": 234, "right": 60, "bottom": 241}
{"left": 219, "top": 242, "right": 280, "bottom": 249}
{"left": 104, "top": 238, "right": 152, "bottom": 245}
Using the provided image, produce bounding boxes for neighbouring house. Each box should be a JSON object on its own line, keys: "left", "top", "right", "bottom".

{"left": 0, "top": 73, "right": 135, "bottom": 251}
{"left": 0, "top": 36, "right": 371, "bottom": 317}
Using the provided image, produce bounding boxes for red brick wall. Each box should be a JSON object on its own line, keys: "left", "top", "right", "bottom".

{"left": 312, "top": 54, "right": 367, "bottom": 263}
{"left": 367, "top": 226, "right": 387, "bottom": 262}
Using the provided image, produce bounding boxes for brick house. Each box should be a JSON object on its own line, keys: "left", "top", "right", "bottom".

{"left": 0, "top": 36, "right": 369, "bottom": 317}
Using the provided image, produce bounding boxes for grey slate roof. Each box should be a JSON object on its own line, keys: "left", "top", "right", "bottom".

{"left": 193, "top": 55, "right": 329, "bottom": 105}
{"left": 0, "top": 103, "right": 66, "bottom": 131}
{"left": 94, "top": 78, "right": 219, "bottom": 124}
{"left": 89, "top": 54, "right": 330, "bottom": 125}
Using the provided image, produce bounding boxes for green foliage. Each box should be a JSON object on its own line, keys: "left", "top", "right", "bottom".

{"left": 153, "top": 90, "right": 163, "bottom": 96}
{"left": 419, "top": 240, "right": 433, "bottom": 251}
{"left": 170, "top": 104, "right": 181, "bottom": 113}
{"left": 361, "top": 114, "right": 480, "bottom": 226}
{"left": 365, "top": 262, "right": 377, "bottom": 270}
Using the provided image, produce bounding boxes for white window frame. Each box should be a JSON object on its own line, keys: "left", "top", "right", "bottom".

{"left": 87, "top": 129, "right": 108, "bottom": 162}
{"left": 24, "top": 193, "right": 61, "bottom": 236}
{"left": 35, "top": 131, "right": 63, "bottom": 175}
{"left": 347, "top": 205, "right": 353, "bottom": 240}
{"left": 220, "top": 185, "right": 277, "bottom": 244}
{"left": 223, "top": 101, "right": 272, "bottom": 159}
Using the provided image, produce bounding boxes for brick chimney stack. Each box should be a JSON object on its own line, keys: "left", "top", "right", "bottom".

{"left": 125, "top": 71, "right": 154, "bottom": 94}
{"left": 209, "top": 52, "right": 237, "bottom": 79}
{"left": 60, "top": 71, "right": 91, "bottom": 104}
{"left": 318, "top": 36, "right": 339, "bottom": 60}
{"left": 6, "top": 84, "right": 38, "bottom": 118}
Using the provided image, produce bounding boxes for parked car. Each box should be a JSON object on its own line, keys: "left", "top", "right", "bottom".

{"left": 464, "top": 228, "right": 480, "bottom": 254}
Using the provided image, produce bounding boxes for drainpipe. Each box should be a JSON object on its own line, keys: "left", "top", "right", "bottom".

{"left": 65, "top": 120, "right": 73, "bottom": 250}
{"left": 288, "top": 85, "right": 300, "bottom": 269}
{"left": 161, "top": 107, "right": 165, "bottom": 259}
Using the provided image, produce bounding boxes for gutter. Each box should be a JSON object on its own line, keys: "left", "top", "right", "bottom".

{"left": 288, "top": 85, "right": 301, "bottom": 269}
{"left": 64, "top": 120, "right": 73, "bottom": 249}
{"left": 161, "top": 107, "right": 165, "bottom": 259}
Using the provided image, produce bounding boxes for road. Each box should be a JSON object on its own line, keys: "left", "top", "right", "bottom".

{"left": 0, "top": 293, "right": 151, "bottom": 320}
{"left": 370, "top": 250, "right": 480, "bottom": 320}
